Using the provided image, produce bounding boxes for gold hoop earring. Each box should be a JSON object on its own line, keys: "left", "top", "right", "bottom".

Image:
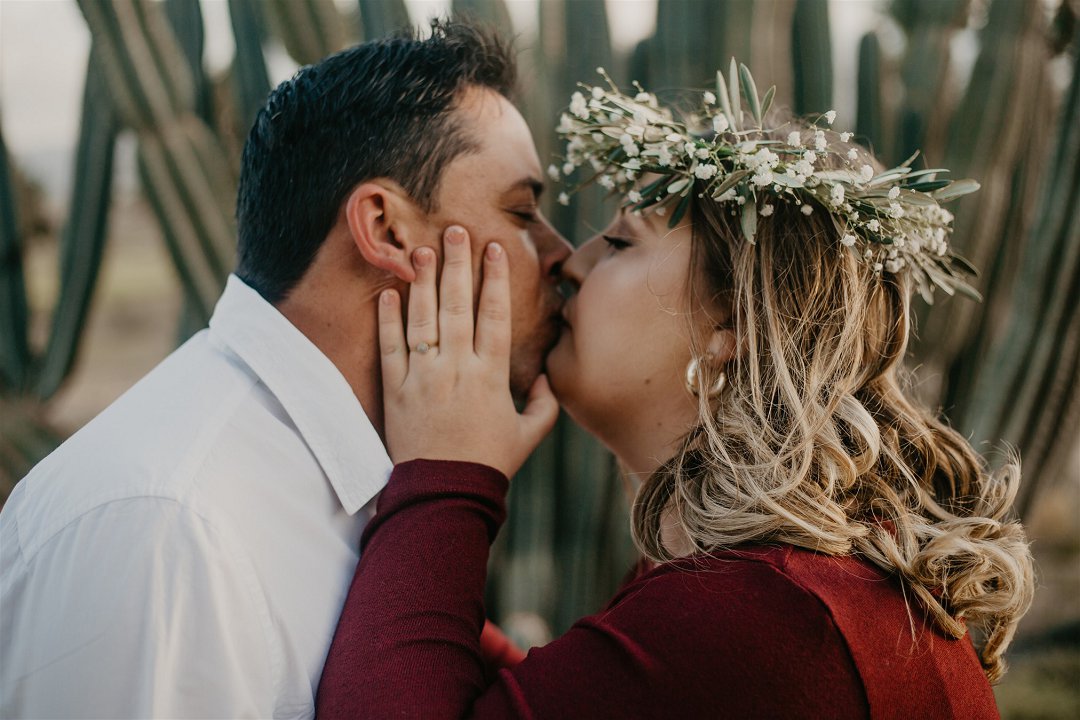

{"left": 685, "top": 358, "right": 727, "bottom": 398}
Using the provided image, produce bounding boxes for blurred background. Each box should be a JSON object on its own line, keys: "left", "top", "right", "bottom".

{"left": 1, "top": 0, "right": 1077, "bottom": 716}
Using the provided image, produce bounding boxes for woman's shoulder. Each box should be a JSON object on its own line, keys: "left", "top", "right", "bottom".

{"left": 571, "top": 545, "right": 868, "bottom": 716}
{"left": 598, "top": 544, "right": 996, "bottom": 719}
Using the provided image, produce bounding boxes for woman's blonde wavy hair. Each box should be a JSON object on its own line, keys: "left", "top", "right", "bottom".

{"left": 630, "top": 127, "right": 1034, "bottom": 683}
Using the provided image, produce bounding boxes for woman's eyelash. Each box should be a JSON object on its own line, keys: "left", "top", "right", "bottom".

{"left": 512, "top": 210, "right": 538, "bottom": 222}
{"left": 602, "top": 235, "right": 631, "bottom": 250}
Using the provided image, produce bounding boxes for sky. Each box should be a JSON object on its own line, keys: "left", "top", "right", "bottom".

{"left": 0, "top": 0, "right": 882, "bottom": 206}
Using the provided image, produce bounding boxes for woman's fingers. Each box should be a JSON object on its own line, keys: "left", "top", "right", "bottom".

{"left": 406, "top": 246, "right": 438, "bottom": 355}
{"left": 378, "top": 289, "right": 407, "bottom": 389}
{"left": 474, "top": 242, "right": 511, "bottom": 364}
{"left": 438, "top": 226, "right": 474, "bottom": 354}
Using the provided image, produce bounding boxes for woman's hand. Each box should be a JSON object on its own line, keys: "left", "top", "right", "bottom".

{"left": 378, "top": 225, "right": 559, "bottom": 479}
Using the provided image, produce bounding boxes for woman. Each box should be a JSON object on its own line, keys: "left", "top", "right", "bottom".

{"left": 316, "top": 65, "right": 1033, "bottom": 718}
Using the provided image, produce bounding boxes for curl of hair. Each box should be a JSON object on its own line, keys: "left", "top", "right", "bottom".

{"left": 631, "top": 123, "right": 1034, "bottom": 683}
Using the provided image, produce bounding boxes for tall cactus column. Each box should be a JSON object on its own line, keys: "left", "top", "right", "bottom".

{"left": 77, "top": 0, "right": 237, "bottom": 322}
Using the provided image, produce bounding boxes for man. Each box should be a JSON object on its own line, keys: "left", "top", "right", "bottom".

{"left": 0, "top": 21, "right": 570, "bottom": 718}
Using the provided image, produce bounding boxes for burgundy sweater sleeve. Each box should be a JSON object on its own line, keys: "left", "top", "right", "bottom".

{"left": 315, "top": 460, "right": 869, "bottom": 720}
{"left": 316, "top": 459, "right": 508, "bottom": 719}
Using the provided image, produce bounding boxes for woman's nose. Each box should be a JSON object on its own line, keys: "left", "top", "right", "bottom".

{"left": 560, "top": 235, "right": 603, "bottom": 287}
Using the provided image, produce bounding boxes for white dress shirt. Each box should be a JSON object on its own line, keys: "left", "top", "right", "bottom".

{"left": 0, "top": 275, "right": 392, "bottom": 719}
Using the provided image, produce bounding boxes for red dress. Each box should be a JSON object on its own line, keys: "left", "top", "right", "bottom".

{"left": 316, "top": 460, "right": 999, "bottom": 719}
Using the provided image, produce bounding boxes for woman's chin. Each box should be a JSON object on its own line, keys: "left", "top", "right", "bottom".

{"left": 544, "top": 334, "right": 574, "bottom": 402}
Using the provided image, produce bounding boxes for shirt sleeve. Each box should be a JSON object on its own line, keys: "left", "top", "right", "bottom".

{"left": 1, "top": 497, "right": 278, "bottom": 719}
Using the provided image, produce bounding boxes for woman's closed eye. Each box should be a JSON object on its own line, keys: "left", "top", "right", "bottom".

{"left": 602, "top": 234, "right": 632, "bottom": 251}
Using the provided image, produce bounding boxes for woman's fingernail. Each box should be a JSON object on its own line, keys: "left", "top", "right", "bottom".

{"left": 414, "top": 247, "right": 433, "bottom": 266}
{"left": 446, "top": 226, "right": 467, "bottom": 245}
{"left": 486, "top": 242, "right": 503, "bottom": 260}
{"left": 380, "top": 290, "right": 395, "bottom": 305}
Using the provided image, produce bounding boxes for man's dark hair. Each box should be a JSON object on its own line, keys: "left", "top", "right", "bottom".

{"left": 234, "top": 20, "right": 516, "bottom": 303}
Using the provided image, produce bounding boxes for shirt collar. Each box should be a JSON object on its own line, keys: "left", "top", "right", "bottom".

{"left": 208, "top": 274, "right": 392, "bottom": 515}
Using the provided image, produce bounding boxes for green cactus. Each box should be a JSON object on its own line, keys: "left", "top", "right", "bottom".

{"left": 451, "top": 0, "right": 514, "bottom": 34}
{"left": 791, "top": 0, "right": 832, "bottom": 115}
{"left": 264, "top": 0, "right": 352, "bottom": 65}
{"left": 358, "top": 0, "right": 410, "bottom": 40}
{"left": 34, "top": 56, "right": 119, "bottom": 400}
{"left": 963, "top": 41, "right": 1080, "bottom": 515}
{"left": 0, "top": 127, "right": 30, "bottom": 392}
{"left": 228, "top": 0, "right": 272, "bottom": 135}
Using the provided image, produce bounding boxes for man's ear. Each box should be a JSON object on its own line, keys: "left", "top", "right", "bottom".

{"left": 345, "top": 181, "right": 423, "bottom": 283}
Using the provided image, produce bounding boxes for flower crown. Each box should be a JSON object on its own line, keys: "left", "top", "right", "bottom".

{"left": 551, "top": 61, "right": 981, "bottom": 303}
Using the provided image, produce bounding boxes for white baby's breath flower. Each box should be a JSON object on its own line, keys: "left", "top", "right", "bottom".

{"left": 824, "top": 110, "right": 837, "bottom": 124}
{"left": 840, "top": 132, "right": 852, "bottom": 142}
{"left": 557, "top": 114, "right": 573, "bottom": 133}
{"left": 657, "top": 146, "right": 673, "bottom": 167}
{"left": 694, "top": 164, "right": 718, "bottom": 180}
{"left": 804, "top": 151, "right": 818, "bottom": 165}
{"left": 830, "top": 184, "right": 845, "bottom": 205}
{"left": 695, "top": 147, "right": 710, "bottom": 160}
{"left": 589, "top": 156, "right": 605, "bottom": 172}
{"left": 563, "top": 162, "right": 575, "bottom": 175}
{"left": 598, "top": 174, "right": 615, "bottom": 190}
{"left": 713, "top": 114, "right": 730, "bottom": 133}
{"left": 619, "top": 133, "right": 633, "bottom": 147}
{"left": 736, "top": 195, "right": 747, "bottom": 206}
{"left": 801, "top": 204, "right": 814, "bottom": 216}
{"left": 889, "top": 202, "right": 905, "bottom": 218}
{"left": 624, "top": 143, "right": 640, "bottom": 157}
{"left": 760, "top": 204, "right": 775, "bottom": 217}
{"left": 635, "top": 91, "right": 650, "bottom": 102}
{"left": 787, "top": 131, "right": 802, "bottom": 147}
{"left": 847, "top": 148, "right": 859, "bottom": 161}
{"left": 752, "top": 169, "right": 774, "bottom": 186}
{"left": 888, "top": 186, "right": 900, "bottom": 200}
{"left": 591, "top": 87, "right": 605, "bottom": 100}
{"left": 628, "top": 190, "right": 642, "bottom": 204}
{"left": 570, "top": 92, "right": 588, "bottom": 119}
{"left": 873, "top": 262, "right": 884, "bottom": 273}
{"left": 547, "top": 164, "right": 560, "bottom": 181}
{"left": 749, "top": 148, "right": 779, "bottom": 170}
{"left": 840, "top": 233, "right": 857, "bottom": 247}
{"left": 591, "top": 132, "right": 604, "bottom": 142}
{"left": 558, "top": 192, "right": 570, "bottom": 206}
{"left": 793, "top": 159, "right": 814, "bottom": 177}
{"left": 717, "top": 188, "right": 737, "bottom": 202}
{"left": 885, "top": 258, "right": 904, "bottom": 273}
{"left": 860, "top": 164, "right": 875, "bottom": 182}
{"left": 624, "top": 158, "right": 642, "bottom": 171}
{"left": 866, "top": 219, "right": 881, "bottom": 232}
{"left": 814, "top": 130, "right": 827, "bottom": 152}
{"left": 703, "top": 91, "right": 716, "bottom": 105}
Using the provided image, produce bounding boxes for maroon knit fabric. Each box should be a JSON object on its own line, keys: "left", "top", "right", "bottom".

{"left": 316, "top": 460, "right": 999, "bottom": 719}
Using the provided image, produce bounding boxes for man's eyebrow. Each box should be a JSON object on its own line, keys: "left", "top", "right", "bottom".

{"left": 505, "top": 176, "right": 545, "bottom": 200}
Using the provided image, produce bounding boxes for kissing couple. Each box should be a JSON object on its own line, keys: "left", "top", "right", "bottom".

{"left": 1, "top": 20, "right": 1031, "bottom": 719}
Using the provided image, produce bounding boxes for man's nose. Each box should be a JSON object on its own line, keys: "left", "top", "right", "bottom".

{"left": 535, "top": 216, "right": 573, "bottom": 282}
